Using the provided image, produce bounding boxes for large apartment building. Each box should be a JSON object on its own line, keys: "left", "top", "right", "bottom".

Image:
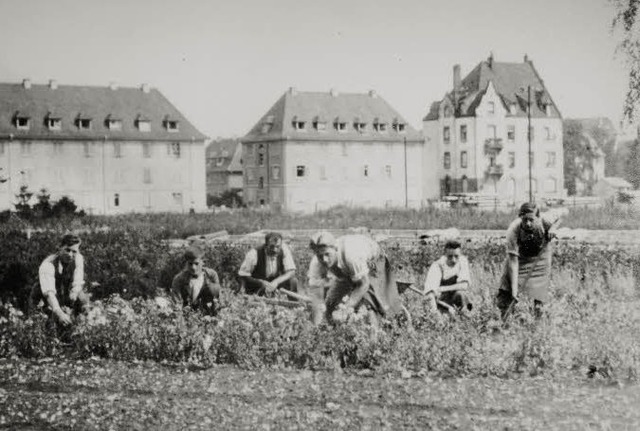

{"left": 205, "top": 138, "right": 242, "bottom": 198}
{"left": 242, "top": 88, "right": 423, "bottom": 212}
{"left": 0, "top": 80, "right": 207, "bottom": 214}
{"left": 423, "top": 54, "right": 564, "bottom": 203}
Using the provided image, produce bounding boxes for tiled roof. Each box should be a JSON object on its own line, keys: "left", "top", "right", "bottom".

{"left": 206, "top": 138, "right": 242, "bottom": 172}
{"left": 0, "top": 81, "right": 207, "bottom": 141}
{"left": 244, "top": 89, "right": 422, "bottom": 142}
{"left": 424, "top": 57, "right": 561, "bottom": 121}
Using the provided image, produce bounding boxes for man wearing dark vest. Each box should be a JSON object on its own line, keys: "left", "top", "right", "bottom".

{"left": 171, "top": 246, "right": 221, "bottom": 315}
{"left": 29, "top": 233, "right": 90, "bottom": 325}
{"left": 237, "top": 232, "right": 297, "bottom": 296}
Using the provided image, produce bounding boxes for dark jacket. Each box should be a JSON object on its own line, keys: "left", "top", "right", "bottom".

{"left": 251, "top": 245, "right": 285, "bottom": 282}
{"left": 171, "top": 267, "right": 220, "bottom": 308}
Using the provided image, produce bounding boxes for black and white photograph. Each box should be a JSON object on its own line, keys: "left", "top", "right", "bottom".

{"left": 0, "top": 0, "right": 639, "bottom": 429}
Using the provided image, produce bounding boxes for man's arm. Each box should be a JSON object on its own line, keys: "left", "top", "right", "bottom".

{"left": 508, "top": 254, "right": 519, "bottom": 299}
{"left": 39, "top": 259, "right": 72, "bottom": 325}
{"left": 237, "top": 249, "right": 270, "bottom": 291}
{"left": 423, "top": 262, "right": 442, "bottom": 312}
{"left": 345, "top": 275, "right": 369, "bottom": 309}
{"left": 69, "top": 254, "right": 85, "bottom": 301}
{"left": 205, "top": 268, "right": 221, "bottom": 298}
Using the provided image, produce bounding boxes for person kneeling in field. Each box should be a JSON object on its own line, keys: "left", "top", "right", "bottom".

{"left": 497, "top": 202, "right": 561, "bottom": 320}
{"left": 423, "top": 240, "right": 472, "bottom": 314}
{"left": 28, "top": 233, "right": 90, "bottom": 326}
{"left": 171, "top": 246, "right": 221, "bottom": 315}
{"left": 237, "top": 232, "right": 298, "bottom": 296}
{"left": 307, "top": 231, "right": 403, "bottom": 324}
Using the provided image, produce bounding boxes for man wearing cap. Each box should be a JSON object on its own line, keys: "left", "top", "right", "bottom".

{"left": 28, "top": 233, "right": 90, "bottom": 326}
{"left": 237, "top": 232, "right": 297, "bottom": 296}
{"left": 423, "top": 239, "right": 472, "bottom": 313}
{"left": 171, "top": 246, "right": 221, "bottom": 315}
{"left": 307, "top": 231, "right": 403, "bottom": 324}
{"left": 497, "top": 202, "right": 561, "bottom": 319}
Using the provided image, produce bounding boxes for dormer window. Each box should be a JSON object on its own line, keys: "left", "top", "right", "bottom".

{"left": 261, "top": 115, "right": 274, "bottom": 134}
{"left": 291, "top": 116, "right": 305, "bottom": 131}
{"left": 354, "top": 121, "right": 366, "bottom": 133}
{"left": 163, "top": 118, "right": 179, "bottom": 132}
{"left": 76, "top": 117, "right": 92, "bottom": 130}
{"left": 373, "top": 120, "right": 387, "bottom": 132}
{"left": 313, "top": 117, "right": 326, "bottom": 131}
{"left": 392, "top": 120, "right": 406, "bottom": 133}
{"left": 46, "top": 117, "right": 62, "bottom": 131}
{"left": 510, "top": 104, "right": 517, "bottom": 115}
{"left": 106, "top": 118, "right": 123, "bottom": 131}
{"left": 334, "top": 120, "right": 347, "bottom": 132}
{"left": 443, "top": 106, "right": 452, "bottom": 118}
{"left": 136, "top": 116, "right": 151, "bottom": 132}
{"left": 14, "top": 114, "right": 30, "bottom": 130}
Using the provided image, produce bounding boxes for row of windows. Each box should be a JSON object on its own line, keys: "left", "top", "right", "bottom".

{"left": 11, "top": 115, "right": 179, "bottom": 133}
{"left": 443, "top": 151, "right": 557, "bottom": 169}
{"left": 245, "top": 164, "right": 397, "bottom": 183}
{"left": 12, "top": 168, "right": 184, "bottom": 186}
{"left": 443, "top": 124, "right": 556, "bottom": 144}
{"left": 0, "top": 141, "right": 183, "bottom": 158}
{"left": 110, "top": 192, "right": 184, "bottom": 208}
{"left": 443, "top": 100, "right": 553, "bottom": 118}
{"left": 289, "top": 119, "right": 406, "bottom": 134}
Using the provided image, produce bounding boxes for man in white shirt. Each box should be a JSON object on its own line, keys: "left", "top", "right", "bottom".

{"left": 237, "top": 232, "right": 297, "bottom": 296}
{"left": 307, "top": 231, "right": 403, "bottom": 324}
{"left": 29, "top": 233, "right": 90, "bottom": 325}
{"left": 423, "top": 240, "right": 472, "bottom": 313}
{"left": 171, "top": 246, "right": 221, "bottom": 315}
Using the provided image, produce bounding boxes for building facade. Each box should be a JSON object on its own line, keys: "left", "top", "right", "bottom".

{"left": 242, "top": 88, "right": 423, "bottom": 212}
{"left": 205, "top": 139, "right": 243, "bottom": 198}
{"left": 0, "top": 80, "right": 207, "bottom": 214}
{"left": 423, "top": 55, "right": 564, "bottom": 203}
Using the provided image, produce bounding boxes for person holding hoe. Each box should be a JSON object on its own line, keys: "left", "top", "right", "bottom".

{"left": 423, "top": 239, "right": 473, "bottom": 314}
{"left": 497, "top": 202, "right": 562, "bottom": 320}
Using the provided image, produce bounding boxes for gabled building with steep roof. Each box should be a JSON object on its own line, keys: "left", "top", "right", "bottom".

{"left": 242, "top": 88, "right": 423, "bottom": 212}
{"left": 0, "top": 79, "right": 208, "bottom": 214}
{"left": 423, "top": 55, "right": 564, "bottom": 203}
{"left": 206, "top": 138, "right": 243, "bottom": 198}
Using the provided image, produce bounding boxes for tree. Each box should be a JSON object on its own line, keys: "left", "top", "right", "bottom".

{"left": 611, "top": 0, "right": 640, "bottom": 121}
{"left": 52, "top": 195, "right": 79, "bottom": 217}
{"left": 32, "top": 188, "right": 53, "bottom": 218}
{"left": 14, "top": 185, "right": 33, "bottom": 218}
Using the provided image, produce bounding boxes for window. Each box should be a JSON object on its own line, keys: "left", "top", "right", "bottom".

{"left": 444, "top": 152, "right": 451, "bottom": 169}
{"left": 460, "top": 125, "right": 467, "bottom": 143}
{"left": 114, "top": 193, "right": 120, "bottom": 207}
{"left": 528, "top": 126, "right": 535, "bottom": 141}
{"left": 296, "top": 165, "right": 306, "bottom": 177}
{"left": 443, "top": 126, "right": 450, "bottom": 143}
{"left": 258, "top": 177, "right": 264, "bottom": 189}
{"left": 363, "top": 165, "right": 370, "bottom": 177}
{"left": 319, "top": 165, "right": 327, "bottom": 180}
{"left": 529, "top": 151, "right": 535, "bottom": 168}
{"left": 460, "top": 151, "right": 467, "bottom": 168}
{"left": 84, "top": 142, "right": 95, "bottom": 158}
{"left": 47, "top": 118, "right": 62, "bottom": 131}
{"left": 107, "top": 119, "right": 122, "bottom": 131}
{"left": 545, "top": 127, "right": 552, "bottom": 140}
{"left": 443, "top": 106, "right": 452, "bottom": 118}
{"left": 53, "top": 142, "right": 63, "bottom": 155}
{"left": 354, "top": 122, "right": 366, "bottom": 133}
{"left": 20, "top": 142, "right": 32, "bottom": 156}
{"left": 313, "top": 120, "right": 326, "bottom": 131}
{"left": 292, "top": 120, "right": 305, "bottom": 130}
{"left": 113, "top": 142, "right": 123, "bottom": 158}
{"left": 385, "top": 165, "right": 392, "bottom": 178}
{"left": 15, "top": 116, "right": 30, "bottom": 130}
{"left": 271, "top": 165, "right": 280, "bottom": 180}
{"left": 143, "top": 168, "right": 152, "bottom": 184}
{"left": 258, "top": 153, "right": 265, "bottom": 166}
{"left": 507, "top": 125, "right": 515, "bottom": 142}
{"left": 164, "top": 120, "right": 179, "bottom": 132}
{"left": 487, "top": 125, "right": 497, "bottom": 138}
{"left": 142, "top": 142, "right": 152, "bottom": 158}
{"left": 546, "top": 151, "right": 556, "bottom": 168}
{"left": 334, "top": 121, "right": 347, "bottom": 132}
{"left": 392, "top": 122, "right": 406, "bottom": 132}
{"left": 374, "top": 121, "right": 387, "bottom": 132}
{"left": 136, "top": 119, "right": 151, "bottom": 132}
{"left": 76, "top": 118, "right": 92, "bottom": 130}
{"left": 488, "top": 101, "right": 495, "bottom": 114}
{"left": 170, "top": 142, "right": 181, "bottom": 158}
{"left": 508, "top": 152, "right": 515, "bottom": 168}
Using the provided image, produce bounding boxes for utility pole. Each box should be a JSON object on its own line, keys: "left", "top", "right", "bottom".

{"left": 403, "top": 136, "right": 408, "bottom": 208}
{"left": 527, "top": 85, "right": 533, "bottom": 203}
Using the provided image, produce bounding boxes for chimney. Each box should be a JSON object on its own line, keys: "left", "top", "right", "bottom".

{"left": 368, "top": 89, "right": 377, "bottom": 98}
{"left": 109, "top": 81, "right": 118, "bottom": 90}
{"left": 288, "top": 86, "right": 297, "bottom": 96}
{"left": 453, "top": 64, "right": 461, "bottom": 93}
{"left": 48, "top": 79, "right": 58, "bottom": 90}
{"left": 140, "top": 83, "right": 150, "bottom": 93}
{"left": 329, "top": 88, "right": 339, "bottom": 97}
{"left": 22, "top": 79, "right": 31, "bottom": 89}
{"left": 524, "top": 54, "right": 529, "bottom": 63}
{"left": 488, "top": 52, "right": 494, "bottom": 68}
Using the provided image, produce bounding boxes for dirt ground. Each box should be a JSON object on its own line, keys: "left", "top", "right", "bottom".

{"left": 0, "top": 358, "right": 638, "bottom": 430}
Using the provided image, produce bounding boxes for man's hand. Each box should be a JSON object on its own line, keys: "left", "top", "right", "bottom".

{"left": 54, "top": 309, "right": 72, "bottom": 326}
{"left": 261, "top": 280, "right": 278, "bottom": 294}
{"left": 69, "top": 289, "right": 79, "bottom": 302}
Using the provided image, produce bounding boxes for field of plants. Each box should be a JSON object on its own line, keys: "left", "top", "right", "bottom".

{"left": 0, "top": 207, "right": 639, "bottom": 429}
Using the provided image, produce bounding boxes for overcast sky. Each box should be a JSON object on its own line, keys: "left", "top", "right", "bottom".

{"left": 0, "top": 0, "right": 628, "bottom": 138}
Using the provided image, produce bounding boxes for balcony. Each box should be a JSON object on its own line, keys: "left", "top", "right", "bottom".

{"left": 486, "top": 164, "right": 504, "bottom": 177}
{"left": 484, "top": 138, "right": 504, "bottom": 154}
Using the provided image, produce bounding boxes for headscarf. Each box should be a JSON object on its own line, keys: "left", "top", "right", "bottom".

{"left": 309, "top": 231, "right": 337, "bottom": 253}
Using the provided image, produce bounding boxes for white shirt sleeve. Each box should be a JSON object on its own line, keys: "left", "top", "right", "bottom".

{"left": 505, "top": 219, "right": 521, "bottom": 257}
{"left": 70, "top": 253, "right": 85, "bottom": 294}
{"left": 38, "top": 257, "right": 56, "bottom": 296}
{"left": 457, "top": 256, "right": 470, "bottom": 284}
{"left": 423, "top": 261, "right": 442, "bottom": 295}
{"left": 341, "top": 236, "right": 376, "bottom": 282}
{"left": 281, "top": 243, "right": 296, "bottom": 272}
{"left": 238, "top": 248, "right": 258, "bottom": 277}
